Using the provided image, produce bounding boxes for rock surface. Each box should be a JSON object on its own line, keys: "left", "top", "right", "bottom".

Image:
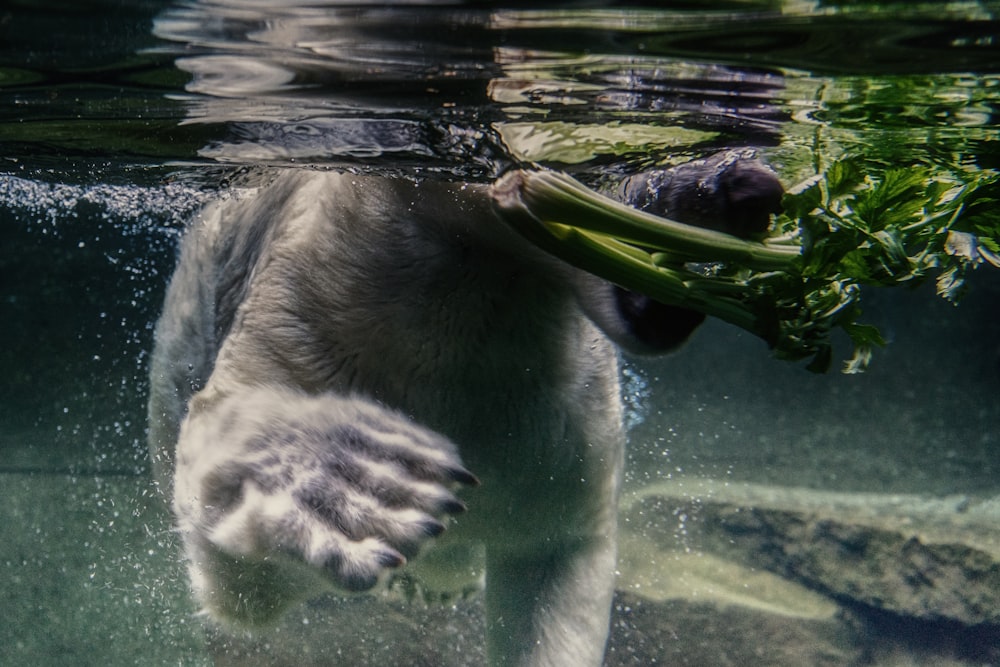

{"left": 621, "top": 479, "right": 1000, "bottom": 626}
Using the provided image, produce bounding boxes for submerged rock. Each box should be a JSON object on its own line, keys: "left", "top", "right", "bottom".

{"left": 620, "top": 479, "right": 1000, "bottom": 652}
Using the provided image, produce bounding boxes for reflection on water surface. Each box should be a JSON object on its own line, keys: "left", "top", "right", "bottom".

{"left": 3, "top": 1, "right": 998, "bottom": 176}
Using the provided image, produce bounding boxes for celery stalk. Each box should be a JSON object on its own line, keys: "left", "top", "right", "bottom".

{"left": 490, "top": 162, "right": 999, "bottom": 373}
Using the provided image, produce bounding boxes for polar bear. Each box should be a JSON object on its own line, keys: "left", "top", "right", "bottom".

{"left": 148, "top": 152, "right": 781, "bottom": 666}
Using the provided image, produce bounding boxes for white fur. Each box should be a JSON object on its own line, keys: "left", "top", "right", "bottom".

{"left": 149, "top": 170, "right": 643, "bottom": 666}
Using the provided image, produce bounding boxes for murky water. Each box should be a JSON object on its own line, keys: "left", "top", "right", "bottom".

{"left": 2, "top": 1, "right": 999, "bottom": 665}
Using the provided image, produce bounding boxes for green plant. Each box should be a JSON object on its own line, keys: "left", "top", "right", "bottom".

{"left": 491, "top": 160, "right": 999, "bottom": 372}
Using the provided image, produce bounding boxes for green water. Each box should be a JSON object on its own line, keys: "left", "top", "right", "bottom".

{"left": 1, "top": 1, "right": 999, "bottom": 664}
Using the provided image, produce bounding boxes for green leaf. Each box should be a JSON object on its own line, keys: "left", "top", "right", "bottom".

{"left": 936, "top": 265, "right": 968, "bottom": 302}
{"left": 850, "top": 167, "right": 928, "bottom": 230}
{"left": 843, "top": 321, "right": 888, "bottom": 348}
{"left": 825, "top": 159, "right": 863, "bottom": 199}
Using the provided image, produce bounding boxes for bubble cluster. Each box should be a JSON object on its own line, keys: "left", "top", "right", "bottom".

{"left": 1, "top": 171, "right": 209, "bottom": 476}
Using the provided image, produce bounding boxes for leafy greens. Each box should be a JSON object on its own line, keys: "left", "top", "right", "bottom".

{"left": 491, "top": 159, "right": 1000, "bottom": 373}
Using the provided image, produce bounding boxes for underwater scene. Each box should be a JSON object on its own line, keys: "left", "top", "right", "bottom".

{"left": 1, "top": 0, "right": 999, "bottom": 664}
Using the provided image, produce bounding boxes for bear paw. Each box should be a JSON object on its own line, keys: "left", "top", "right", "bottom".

{"left": 174, "top": 388, "right": 477, "bottom": 596}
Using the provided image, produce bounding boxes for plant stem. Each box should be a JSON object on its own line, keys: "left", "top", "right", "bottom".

{"left": 496, "top": 170, "right": 801, "bottom": 271}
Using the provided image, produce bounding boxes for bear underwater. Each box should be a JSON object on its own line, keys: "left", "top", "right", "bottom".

{"left": 147, "top": 151, "right": 783, "bottom": 666}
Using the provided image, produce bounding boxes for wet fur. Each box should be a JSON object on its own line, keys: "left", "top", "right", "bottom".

{"left": 148, "top": 156, "right": 781, "bottom": 666}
